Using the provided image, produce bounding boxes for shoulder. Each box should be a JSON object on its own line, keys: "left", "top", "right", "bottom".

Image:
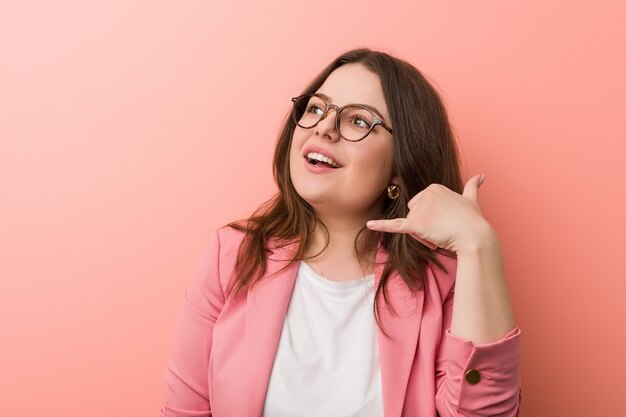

{"left": 195, "top": 226, "right": 247, "bottom": 294}
{"left": 205, "top": 225, "right": 249, "bottom": 265}
{"left": 212, "top": 225, "right": 247, "bottom": 250}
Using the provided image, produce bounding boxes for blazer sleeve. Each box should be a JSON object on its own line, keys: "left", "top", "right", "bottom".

{"left": 434, "top": 285, "right": 522, "bottom": 417}
{"left": 160, "top": 231, "right": 226, "bottom": 417}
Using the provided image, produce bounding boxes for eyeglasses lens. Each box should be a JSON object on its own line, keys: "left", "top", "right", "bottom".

{"left": 293, "top": 95, "right": 374, "bottom": 141}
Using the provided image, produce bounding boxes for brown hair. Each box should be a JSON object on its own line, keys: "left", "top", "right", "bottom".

{"left": 227, "top": 47, "right": 463, "bottom": 337}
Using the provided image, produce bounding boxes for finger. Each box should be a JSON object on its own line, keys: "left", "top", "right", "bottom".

{"left": 368, "top": 220, "right": 438, "bottom": 249}
{"left": 410, "top": 233, "right": 439, "bottom": 250}
{"left": 407, "top": 189, "right": 427, "bottom": 210}
{"left": 407, "top": 193, "right": 419, "bottom": 210}
{"left": 368, "top": 219, "right": 439, "bottom": 250}
{"left": 366, "top": 218, "right": 410, "bottom": 233}
{"left": 462, "top": 174, "right": 484, "bottom": 203}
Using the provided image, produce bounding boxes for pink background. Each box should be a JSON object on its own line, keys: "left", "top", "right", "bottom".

{"left": 2, "top": 1, "right": 625, "bottom": 416}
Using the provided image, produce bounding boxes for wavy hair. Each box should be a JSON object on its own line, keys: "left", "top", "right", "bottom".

{"left": 227, "top": 47, "right": 463, "bottom": 337}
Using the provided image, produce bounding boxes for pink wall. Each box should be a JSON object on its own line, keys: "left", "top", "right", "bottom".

{"left": 2, "top": 1, "right": 625, "bottom": 416}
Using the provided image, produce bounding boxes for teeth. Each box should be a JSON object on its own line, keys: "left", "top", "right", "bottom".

{"left": 306, "top": 152, "right": 340, "bottom": 168}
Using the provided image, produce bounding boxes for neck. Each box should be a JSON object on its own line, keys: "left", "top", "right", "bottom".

{"left": 304, "top": 209, "right": 380, "bottom": 267}
{"left": 298, "top": 196, "right": 387, "bottom": 281}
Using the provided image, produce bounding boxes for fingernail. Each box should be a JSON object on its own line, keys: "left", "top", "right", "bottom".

{"left": 479, "top": 175, "right": 486, "bottom": 186}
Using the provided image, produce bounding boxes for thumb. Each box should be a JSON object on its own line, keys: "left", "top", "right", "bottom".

{"left": 462, "top": 174, "right": 485, "bottom": 203}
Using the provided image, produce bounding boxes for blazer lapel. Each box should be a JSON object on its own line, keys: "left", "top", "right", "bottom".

{"left": 244, "top": 238, "right": 300, "bottom": 417}
{"left": 375, "top": 243, "right": 425, "bottom": 417}
{"left": 243, "top": 238, "right": 424, "bottom": 417}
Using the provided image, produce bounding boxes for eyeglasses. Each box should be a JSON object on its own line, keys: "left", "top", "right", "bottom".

{"left": 291, "top": 93, "right": 393, "bottom": 142}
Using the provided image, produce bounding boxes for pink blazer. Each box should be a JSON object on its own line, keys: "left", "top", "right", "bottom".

{"left": 161, "top": 226, "right": 521, "bottom": 417}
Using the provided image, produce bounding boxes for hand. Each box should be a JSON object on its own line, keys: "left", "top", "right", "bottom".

{"left": 366, "top": 174, "right": 492, "bottom": 254}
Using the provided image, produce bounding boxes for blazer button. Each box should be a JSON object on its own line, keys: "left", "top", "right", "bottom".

{"left": 465, "top": 369, "right": 481, "bottom": 385}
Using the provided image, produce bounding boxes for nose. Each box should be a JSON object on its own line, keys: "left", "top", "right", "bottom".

{"left": 314, "top": 107, "right": 340, "bottom": 142}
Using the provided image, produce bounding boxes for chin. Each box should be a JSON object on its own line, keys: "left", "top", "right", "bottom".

{"left": 293, "top": 188, "right": 331, "bottom": 207}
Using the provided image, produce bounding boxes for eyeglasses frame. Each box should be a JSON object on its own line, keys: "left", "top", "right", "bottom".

{"left": 291, "top": 93, "right": 393, "bottom": 142}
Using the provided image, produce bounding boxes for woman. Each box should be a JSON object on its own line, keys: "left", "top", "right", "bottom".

{"left": 160, "top": 48, "right": 521, "bottom": 417}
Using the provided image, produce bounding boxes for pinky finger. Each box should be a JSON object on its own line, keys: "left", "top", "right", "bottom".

{"left": 366, "top": 218, "right": 409, "bottom": 234}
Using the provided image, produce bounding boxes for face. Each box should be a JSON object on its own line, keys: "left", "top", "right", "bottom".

{"left": 289, "top": 63, "right": 396, "bottom": 219}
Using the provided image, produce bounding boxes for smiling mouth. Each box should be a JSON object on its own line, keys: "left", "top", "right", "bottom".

{"left": 305, "top": 152, "right": 341, "bottom": 168}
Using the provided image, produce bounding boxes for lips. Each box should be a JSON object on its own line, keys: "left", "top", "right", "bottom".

{"left": 305, "top": 152, "right": 340, "bottom": 168}
{"left": 302, "top": 145, "right": 343, "bottom": 168}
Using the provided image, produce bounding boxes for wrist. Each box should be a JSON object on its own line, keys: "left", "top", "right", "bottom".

{"left": 455, "top": 221, "right": 500, "bottom": 257}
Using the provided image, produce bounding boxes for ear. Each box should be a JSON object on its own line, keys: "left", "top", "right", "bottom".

{"left": 389, "top": 175, "right": 399, "bottom": 185}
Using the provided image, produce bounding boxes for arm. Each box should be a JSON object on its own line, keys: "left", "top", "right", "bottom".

{"left": 435, "top": 317, "right": 521, "bottom": 416}
{"left": 433, "top": 182, "right": 521, "bottom": 415}
{"left": 365, "top": 176, "right": 521, "bottom": 415}
{"left": 160, "top": 231, "right": 225, "bottom": 417}
{"left": 451, "top": 224, "right": 516, "bottom": 344}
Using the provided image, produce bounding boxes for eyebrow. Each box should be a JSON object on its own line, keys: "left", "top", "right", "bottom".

{"left": 316, "top": 92, "right": 389, "bottom": 123}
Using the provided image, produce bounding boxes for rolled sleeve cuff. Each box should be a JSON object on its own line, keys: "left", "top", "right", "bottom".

{"left": 443, "top": 326, "right": 522, "bottom": 416}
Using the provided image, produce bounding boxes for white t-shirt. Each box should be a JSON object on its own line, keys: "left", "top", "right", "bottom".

{"left": 262, "top": 261, "right": 384, "bottom": 417}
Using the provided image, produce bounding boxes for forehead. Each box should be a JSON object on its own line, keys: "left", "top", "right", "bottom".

{"left": 315, "top": 64, "right": 390, "bottom": 121}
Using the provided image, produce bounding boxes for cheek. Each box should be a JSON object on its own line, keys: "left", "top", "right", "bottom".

{"left": 288, "top": 132, "right": 307, "bottom": 183}
{"left": 352, "top": 143, "right": 394, "bottom": 184}
{"left": 289, "top": 132, "right": 305, "bottom": 162}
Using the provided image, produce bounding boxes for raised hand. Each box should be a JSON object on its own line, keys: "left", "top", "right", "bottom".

{"left": 366, "top": 174, "right": 492, "bottom": 254}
